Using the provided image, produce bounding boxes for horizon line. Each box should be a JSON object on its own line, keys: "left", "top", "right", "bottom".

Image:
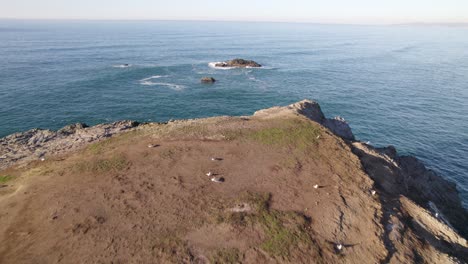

{"left": 1, "top": 17, "right": 468, "bottom": 26}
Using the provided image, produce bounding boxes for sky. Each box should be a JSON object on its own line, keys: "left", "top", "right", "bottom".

{"left": 0, "top": 0, "right": 467, "bottom": 24}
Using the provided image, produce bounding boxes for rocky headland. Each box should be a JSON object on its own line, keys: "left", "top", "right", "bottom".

{"left": 0, "top": 100, "right": 466, "bottom": 263}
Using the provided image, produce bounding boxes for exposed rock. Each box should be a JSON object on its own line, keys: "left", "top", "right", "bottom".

{"left": 254, "top": 99, "right": 354, "bottom": 140}
{"left": 0, "top": 120, "right": 139, "bottom": 170}
{"left": 323, "top": 116, "right": 355, "bottom": 140}
{"left": 352, "top": 142, "right": 468, "bottom": 238}
{"left": 215, "top": 59, "right": 262, "bottom": 68}
{"left": 255, "top": 99, "right": 466, "bottom": 239}
{"left": 58, "top": 123, "right": 89, "bottom": 136}
{"left": 200, "top": 77, "right": 216, "bottom": 83}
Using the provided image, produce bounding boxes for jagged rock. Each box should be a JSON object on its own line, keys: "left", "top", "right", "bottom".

{"left": 200, "top": 77, "right": 216, "bottom": 83}
{"left": 352, "top": 142, "right": 468, "bottom": 238}
{"left": 289, "top": 100, "right": 325, "bottom": 123}
{"left": 323, "top": 117, "right": 355, "bottom": 140}
{"left": 58, "top": 123, "right": 89, "bottom": 135}
{"left": 0, "top": 120, "right": 139, "bottom": 170}
{"left": 254, "top": 99, "right": 354, "bottom": 140}
{"left": 215, "top": 59, "right": 262, "bottom": 68}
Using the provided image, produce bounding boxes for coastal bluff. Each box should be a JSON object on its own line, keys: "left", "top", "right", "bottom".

{"left": 0, "top": 100, "right": 466, "bottom": 263}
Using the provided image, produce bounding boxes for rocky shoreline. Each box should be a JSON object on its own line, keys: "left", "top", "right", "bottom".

{"left": 0, "top": 100, "right": 467, "bottom": 262}
{"left": 0, "top": 120, "right": 140, "bottom": 171}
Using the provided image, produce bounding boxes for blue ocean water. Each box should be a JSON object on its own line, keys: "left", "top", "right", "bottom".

{"left": 0, "top": 20, "right": 467, "bottom": 205}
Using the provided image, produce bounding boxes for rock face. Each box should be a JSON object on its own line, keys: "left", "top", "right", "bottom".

{"left": 200, "top": 77, "right": 216, "bottom": 83}
{"left": 254, "top": 99, "right": 355, "bottom": 140}
{"left": 352, "top": 142, "right": 468, "bottom": 239}
{"left": 215, "top": 59, "right": 262, "bottom": 68}
{"left": 255, "top": 99, "right": 467, "bottom": 238}
{"left": 0, "top": 120, "right": 139, "bottom": 170}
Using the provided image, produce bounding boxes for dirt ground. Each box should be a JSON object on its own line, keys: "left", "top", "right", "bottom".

{"left": 0, "top": 113, "right": 466, "bottom": 263}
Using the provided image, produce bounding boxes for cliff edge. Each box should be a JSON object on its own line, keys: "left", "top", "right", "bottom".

{"left": 0, "top": 100, "right": 466, "bottom": 263}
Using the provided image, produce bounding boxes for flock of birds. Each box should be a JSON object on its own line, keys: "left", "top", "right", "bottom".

{"left": 35, "top": 143, "right": 380, "bottom": 254}
{"left": 207, "top": 157, "right": 225, "bottom": 183}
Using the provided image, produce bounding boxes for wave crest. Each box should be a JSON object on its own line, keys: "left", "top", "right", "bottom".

{"left": 139, "top": 75, "right": 184, "bottom": 90}
{"left": 112, "top": 64, "right": 132, "bottom": 68}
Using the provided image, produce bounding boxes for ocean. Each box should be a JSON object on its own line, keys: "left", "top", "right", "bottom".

{"left": 0, "top": 20, "right": 467, "bottom": 205}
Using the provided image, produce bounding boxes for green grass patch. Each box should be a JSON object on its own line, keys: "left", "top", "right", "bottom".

{"left": 249, "top": 119, "right": 320, "bottom": 151}
{"left": 211, "top": 248, "right": 241, "bottom": 264}
{"left": 87, "top": 140, "right": 111, "bottom": 155}
{"left": 219, "top": 192, "right": 312, "bottom": 259}
{"left": 74, "top": 155, "right": 130, "bottom": 173}
{"left": 86, "top": 130, "right": 143, "bottom": 155}
{"left": 0, "top": 175, "right": 13, "bottom": 184}
{"left": 258, "top": 210, "right": 311, "bottom": 258}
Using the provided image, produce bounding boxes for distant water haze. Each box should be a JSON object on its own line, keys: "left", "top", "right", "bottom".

{"left": 0, "top": 20, "right": 467, "bottom": 206}
{"left": 1, "top": 0, "right": 468, "bottom": 24}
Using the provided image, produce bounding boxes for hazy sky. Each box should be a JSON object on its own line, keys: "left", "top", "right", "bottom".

{"left": 1, "top": 0, "right": 467, "bottom": 24}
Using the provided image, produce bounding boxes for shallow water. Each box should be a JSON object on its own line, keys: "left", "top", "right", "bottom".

{"left": 0, "top": 20, "right": 467, "bottom": 205}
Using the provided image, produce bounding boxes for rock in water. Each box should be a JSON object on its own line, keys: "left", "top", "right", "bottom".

{"left": 215, "top": 59, "right": 262, "bottom": 68}
{"left": 201, "top": 77, "right": 216, "bottom": 83}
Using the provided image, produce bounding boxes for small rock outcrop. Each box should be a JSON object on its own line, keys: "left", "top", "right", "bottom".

{"left": 200, "top": 77, "right": 216, "bottom": 83}
{"left": 215, "top": 59, "right": 262, "bottom": 68}
{"left": 254, "top": 99, "right": 355, "bottom": 140}
{"left": 0, "top": 120, "right": 139, "bottom": 170}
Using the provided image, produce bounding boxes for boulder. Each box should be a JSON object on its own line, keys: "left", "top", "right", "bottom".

{"left": 201, "top": 77, "right": 216, "bottom": 83}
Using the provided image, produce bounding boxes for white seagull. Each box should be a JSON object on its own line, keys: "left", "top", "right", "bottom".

{"left": 211, "top": 176, "right": 224, "bottom": 183}
{"left": 313, "top": 184, "right": 319, "bottom": 189}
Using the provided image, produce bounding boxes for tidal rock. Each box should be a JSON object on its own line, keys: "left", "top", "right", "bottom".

{"left": 215, "top": 59, "right": 262, "bottom": 68}
{"left": 201, "top": 77, "right": 216, "bottom": 83}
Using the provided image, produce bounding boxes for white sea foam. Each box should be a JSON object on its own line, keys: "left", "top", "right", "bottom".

{"left": 139, "top": 75, "right": 184, "bottom": 90}
{"left": 113, "top": 64, "right": 132, "bottom": 68}
{"left": 208, "top": 62, "right": 235, "bottom": 70}
{"left": 139, "top": 75, "right": 168, "bottom": 84}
